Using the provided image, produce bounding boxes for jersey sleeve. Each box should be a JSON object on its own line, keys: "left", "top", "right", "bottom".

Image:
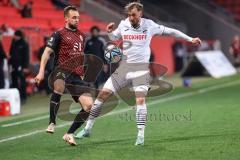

{"left": 149, "top": 20, "right": 165, "bottom": 36}
{"left": 163, "top": 27, "right": 193, "bottom": 42}
{"left": 46, "top": 31, "right": 61, "bottom": 52}
{"left": 108, "top": 21, "right": 123, "bottom": 41}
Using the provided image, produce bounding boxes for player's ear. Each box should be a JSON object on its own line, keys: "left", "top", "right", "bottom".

{"left": 64, "top": 16, "right": 68, "bottom": 22}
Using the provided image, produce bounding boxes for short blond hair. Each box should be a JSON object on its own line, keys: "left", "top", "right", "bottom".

{"left": 125, "top": 2, "right": 143, "bottom": 12}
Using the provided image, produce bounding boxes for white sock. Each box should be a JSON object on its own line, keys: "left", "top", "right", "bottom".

{"left": 85, "top": 119, "right": 95, "bottom": 131}
{"left": 136, "top": 104, "right": 147, "bottom": 137}
{"left": 84, "top": 99, "right": 103, "bottom": 131}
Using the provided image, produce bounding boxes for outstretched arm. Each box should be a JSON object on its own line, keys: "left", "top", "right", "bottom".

{"left": 163, "top": 27, "right": 201, "bottom": 45}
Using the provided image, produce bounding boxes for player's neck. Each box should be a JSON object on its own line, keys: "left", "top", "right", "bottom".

{"left": 130, "top": 18, "right": 141, "bottom": 29}
{"left": 65, "top": 25, "right": 77, "bottom": 31}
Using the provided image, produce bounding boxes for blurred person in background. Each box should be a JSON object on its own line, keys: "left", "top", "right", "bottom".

{"left": 21, "top": 1, "right": 33, "bottom": 18}
{"left": 0, "top": 31, "right": 7, "bottom": 89}
{"left": 229, "top": 35, "right": 240, "bottom": 67}
{"left": 172, "top": 40, "right": 186, "bottom": 72}
{"left": 37, "top": 36, "right": 54, "bottom": 95}
{"left": 9, "top": 30, "right": 29, "bottom": 103}
{"left": 0, "top": 24, "right": 14, "bottom": 36}
{"left": 212, "top": 39, "right": 221, "bottom": 51}
{"left": 84, "top": 26, "right": 108, "bottom": 89}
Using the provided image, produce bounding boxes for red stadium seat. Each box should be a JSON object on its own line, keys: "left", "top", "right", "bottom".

{"left": 4, "top": 18, "right": 50, "bottom": 30}
{"left": 32, "top": 10, "right": 63, "bottom": 20}
{"left": 50, "top": 19, "right": 65, "bottom": 30}
{"left": 0, "top": 7, "right": 19, "bottom": 17}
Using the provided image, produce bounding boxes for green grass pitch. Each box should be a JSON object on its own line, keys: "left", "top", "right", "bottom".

{"left": 0, "top": 74, "right": 240, "bottom": 160}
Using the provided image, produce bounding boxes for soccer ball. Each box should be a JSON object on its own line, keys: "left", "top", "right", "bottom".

{"left": 104, "top": 44, "right": 122, "bottom": 63}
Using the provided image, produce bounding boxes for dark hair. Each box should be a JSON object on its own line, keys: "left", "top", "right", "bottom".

{"left": 14, "top": 30, "right": 24, "bottom": 38}
{"left": 64, "top": 6, "right": 78, "bottom": 17}
{"left": 125, "top": 2, "right": 143, "bottom": 12}
{"left": 90, "top": 26, "right": 100, "bottom": 33}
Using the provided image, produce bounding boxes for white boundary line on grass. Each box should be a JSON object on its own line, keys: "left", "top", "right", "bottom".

{"left": 1, "top": 115, "right": 49, "bottom": 127}
{"left": 0, "top": 109, "right": 131, "bottom": 143}
{"left": 0, "top": 80, "right": 239, "bottom": 143}
{"left": 2, "top": 80, "right": 239, "bottom": 128}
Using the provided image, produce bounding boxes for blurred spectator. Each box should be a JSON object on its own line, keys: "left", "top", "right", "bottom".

{"left": 229, "top": 35, "right": 240, "bottom": 67}
{"left": 21, "top": 1, "right": 33, "bottom": 18}
{"left": 84, "top": 26, "right": 108, "bottom": 89}
{"left": 212, "top": 39, "right": 221, "bottom": 50}
{"left": 37, "top": 36, "right": 54, "bottom": 95}
{"left": 9, "top": 30, "right": 29, "bottom": 103}
{"left": 0, "top": 24, "right": 14, "bottom": 36}
{"left": 172, "top": 40, "right": 186, "bottom": 72}
{"left": 0, "top": 31, "right": 7, "bottom": 89}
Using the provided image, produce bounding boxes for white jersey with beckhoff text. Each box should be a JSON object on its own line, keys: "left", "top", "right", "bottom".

{"left": 108, "top": 18, "right": 193, "bottom": 63}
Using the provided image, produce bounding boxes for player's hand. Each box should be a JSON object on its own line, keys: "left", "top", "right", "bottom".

{"left": 191, "top": 37, "right": 201, "bottom": 46}
{"left": 34, "top": 72, "right": 44, "bottom": 85}
{"left": 106, "top": 22, "right": 115, "bottom": 33}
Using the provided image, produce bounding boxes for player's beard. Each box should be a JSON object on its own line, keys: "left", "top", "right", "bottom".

{"left": 68, "top": 23, "right": 78, "bottom": 30}
{"left": 130, "top": 20, "right": 140, "bottom": 29}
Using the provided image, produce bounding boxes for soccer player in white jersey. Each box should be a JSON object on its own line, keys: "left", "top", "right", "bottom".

{"left": 75, "top": 2, "right": 201, "bottom": 145}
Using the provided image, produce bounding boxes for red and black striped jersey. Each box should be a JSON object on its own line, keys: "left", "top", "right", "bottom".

{"left": 46, "top": 27, "right": 85, "bottom": 76}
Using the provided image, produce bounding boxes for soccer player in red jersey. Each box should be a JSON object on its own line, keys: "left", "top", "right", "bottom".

{"left": 35, "top": 6, "right": 93, "bottom": 145}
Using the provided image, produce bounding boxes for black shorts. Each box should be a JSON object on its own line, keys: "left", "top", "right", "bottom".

{"left": 49, "top": 69, "right": 91, "bottom": 103}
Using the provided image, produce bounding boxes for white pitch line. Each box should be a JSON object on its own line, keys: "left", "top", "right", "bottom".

{"left": 1, "top": 115, "right": 49, "bottom": 127}
{"left": 1, "top": 108, "right": 81, "bottom": 128}
{"left": 0, "top": 109, "right": 130, "bottom": 144}
{"left": 1, "top": 79, "right": 239, "bottom": 128}
{"left": 0, "top": 123, "right": 71, "bottom": 143}
{"left": 0, "top": 80, "right": 239, "bottom": 143}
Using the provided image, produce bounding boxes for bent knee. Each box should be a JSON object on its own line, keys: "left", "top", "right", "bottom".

{"left": 82, "top": 104, "right": 92, "bottom": 112}
{"left": 136, "top": 98, "right": 145, "bottom": 105}
{"left": 54, "top": 80, "right": 65, "bottom": 93}
{"left": 98, "top": 89, "right": 113, "bottom": 102}
{"left": 82, "top": 100, "right": 93, "bottom": 112}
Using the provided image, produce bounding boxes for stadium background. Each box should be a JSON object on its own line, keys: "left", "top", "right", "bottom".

{"left": 0, "top": 0, "right": 240, "bottom": 160}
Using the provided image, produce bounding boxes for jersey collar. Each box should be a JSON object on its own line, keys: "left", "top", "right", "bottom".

{"left": 65, "top": 27, "right": 77, "bottom": 32}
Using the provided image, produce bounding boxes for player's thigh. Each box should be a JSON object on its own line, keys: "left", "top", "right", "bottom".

{"left": 103, "top": 67, "right": 128, "bottom": 93}
{"left": 66, "top": 74, "right": 91, "bottom": 104}
{"left": 53, "top": 79, "right": 65, "bottom": 94}
{"left": 49, "top": 68, "right": 68, "bottom": 94}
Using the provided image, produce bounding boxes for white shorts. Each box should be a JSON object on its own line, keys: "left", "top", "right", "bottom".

{"left": 103, "top": 61, "right": 150, "bottom": 94}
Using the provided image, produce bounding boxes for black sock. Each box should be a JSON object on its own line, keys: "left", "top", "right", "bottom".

{"left": 49, "top": 92, "right": 61, "bottom": 124}
{"left": 67, "top": 109, "right": 89, "bottom": 134}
